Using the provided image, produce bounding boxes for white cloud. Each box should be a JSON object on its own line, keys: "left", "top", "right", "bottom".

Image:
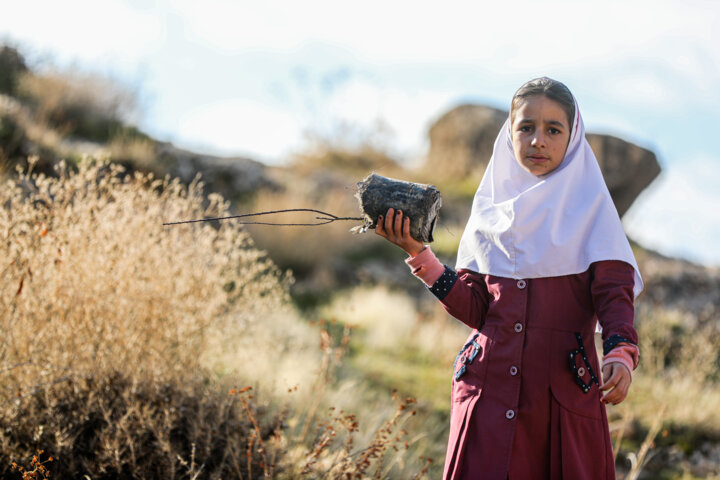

{"left": 174, "top": 99, "right": 304, "bottom": 161}
{"left": 321, "top": 79, "right": 454, "bottom": 154}
{"left": 0, "top": 0, "right": 164, "bottom": 73}
{"left": 600, "top": 72, "right": 679, "bottom": 109}
{"left": 160, "top": 0, "right": 718, "bottom": 69}
{"left": 4, "top": 0, "right": 718, "bottom": 77}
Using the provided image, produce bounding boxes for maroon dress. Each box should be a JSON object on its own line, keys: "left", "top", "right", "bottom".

{"left": 430, "top": 260, "right": 637, "bottom": 480}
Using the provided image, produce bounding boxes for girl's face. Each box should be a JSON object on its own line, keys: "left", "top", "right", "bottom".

{"left": 511, "top": 95, "right": 571, "bottom": 176}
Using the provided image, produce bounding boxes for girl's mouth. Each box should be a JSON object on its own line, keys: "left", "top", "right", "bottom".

{"left": 528, "top": 155, "right": 549, "bottom": 164}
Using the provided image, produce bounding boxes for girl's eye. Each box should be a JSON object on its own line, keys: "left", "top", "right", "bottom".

{"left": 549, "top": 128, "right": 561, "bottom": 135}
{"left": 519, "top": 126, "right": 532, "bottom": 133}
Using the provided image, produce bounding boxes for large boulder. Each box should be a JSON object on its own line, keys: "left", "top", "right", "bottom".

{"left": 426, "top": 104, "right": 661, "bottom": 217}
{"left": 585, "top": 134, "right": 661, "bottom": 218}
{"left": 427, "top": 105, "right": 507, "bottom": 180}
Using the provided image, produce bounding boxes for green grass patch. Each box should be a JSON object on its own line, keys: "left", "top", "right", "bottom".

{"left": 347, "top": 342, "right": 452, "bottom": 415}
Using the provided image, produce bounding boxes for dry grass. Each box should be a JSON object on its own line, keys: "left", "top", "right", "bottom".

{"left": 605, "top": 300, "right": 720, "bottom": 478}
{"left": 0, "top": 158, "right": 435, "bottom": 479}
{"left": 2, "top": 67, "right": 156, "bottom": 174}
{"left": 0, "top": 157, "right": 288, "bottom": 477}
{"left": 319, "top": 285, "right": 469, "bottom": 361}
{"left": 312, "top": 283, "right": 720, "bottom": 479}
{"left": 617, "top": 304, "right": 720, "bottom": 428}
{"left": 1, "top": 158, "right": 283, "bottom": 386}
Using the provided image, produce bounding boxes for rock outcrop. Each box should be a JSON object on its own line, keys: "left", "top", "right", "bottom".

{"left": 0, "top": 93, "right": 274, "bottom": 200}
{"left": 0, "top": 45, "right": 28, "bottom": 96}
{"left": 427, "top": 104, "right": 661, "bottom": 217}
{"left": 427, "top": 105, "right": 507, "bottom": 180}
{"left": 155, "top": 142, "right": 275, "bottom": 200}
{"left": 585, "top": 134, "right": 661, "bottom": 218}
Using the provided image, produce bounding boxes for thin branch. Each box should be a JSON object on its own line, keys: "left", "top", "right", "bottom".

{"left": 162, "top": 208, "right": 364, "bottom": 227}
{"left": 0, "top": 361, "right": 33, "bottom": 374}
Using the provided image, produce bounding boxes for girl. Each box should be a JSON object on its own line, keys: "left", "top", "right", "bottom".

{"left": 376, "top": 77, "right": 641, "bottom": 480}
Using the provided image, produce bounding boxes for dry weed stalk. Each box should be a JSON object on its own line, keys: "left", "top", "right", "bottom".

{"left": 617, "top": 405, "right": 666, "bottom": 480}
{"left": 226, "top": 320, "right": 431, "bottom": 479}
{"left": 289, "top": 322, "right": 428, "bottom": 479}
{"left": 299, "top": 320, "right": 353, "bottom": 443}
{"left": 10, "top": 449, "right": 53, "bottom": 479}
{"left": 610, "top": 408, "right": 633, "bottom": 463}
{"left": 230, "top": 385, "right": 274, "bottom": 479}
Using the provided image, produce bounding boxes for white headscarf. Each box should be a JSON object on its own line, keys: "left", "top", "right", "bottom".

{"left": 455, "top": 98, "right": 643, "bottom": 297}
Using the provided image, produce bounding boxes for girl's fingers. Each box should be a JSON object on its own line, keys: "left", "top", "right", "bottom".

{"left": 376, "top": 208, "right": 424, "bottom": 257}
{"left": 600, "top": 363, "right": 631, "bottom": 404}
{"left": 394, "top": 210, "right": 404, "bottom": 236}
{"left": 599, "top": 365, "right": 617, "bottom": 391}
{"left": 387, "top": 208, "right": 398, "bottom": 239}
{"left": 403, "top": 216, "right": 411, "bottom": 238}
{"left": 604, "top": 382, "right": 628, "bottom": 405}
{"left": 376, "top": 215, "right": 387, "bottom": 237}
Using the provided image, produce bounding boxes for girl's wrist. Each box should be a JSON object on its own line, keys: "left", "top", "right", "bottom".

{"left": 406, "top": 247, "right": 445, "bottom": 286}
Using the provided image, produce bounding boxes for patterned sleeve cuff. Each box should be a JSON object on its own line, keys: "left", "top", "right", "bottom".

{"left": 602, "top": 345, "right": 637, "bottom": 373}
{"left": 429, "top": 266, "right": 459, "bottom": 301}
{"left": 603, "top": 334, "right": 637, "bottom": 356}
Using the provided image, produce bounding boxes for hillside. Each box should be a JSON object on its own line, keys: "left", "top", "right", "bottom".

{"left": 2, "top": 44, "right": 720, "bottom": 479}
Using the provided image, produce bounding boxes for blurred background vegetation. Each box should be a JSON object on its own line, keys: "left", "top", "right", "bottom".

{"left": 2, "top": 43, "right": 720, "bottom": 479}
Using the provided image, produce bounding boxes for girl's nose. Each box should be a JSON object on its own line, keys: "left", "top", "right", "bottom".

{"left": 531, "top": 132, "right": 545, "bottom": 147}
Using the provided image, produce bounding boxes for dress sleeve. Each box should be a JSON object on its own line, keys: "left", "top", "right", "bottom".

{"left": 405, "top": 249, "right": 490, "bottom": 330}
{"left": 590, "top": 260, "right": 639, "bottom": 354}
{"left": 438, "top": 268, "right": 492, "bottom": 331}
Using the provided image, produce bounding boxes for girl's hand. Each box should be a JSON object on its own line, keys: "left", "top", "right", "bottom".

{"left": 375, "top": 208, "right": 425, "bottom": 258}
{"left": 600, "top": 362, "right": 631, "bottom": 405}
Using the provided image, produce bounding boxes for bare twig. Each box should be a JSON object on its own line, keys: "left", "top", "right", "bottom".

{"left": 162, "top": 208, "right": 364, "bottom": 227}
{"left": 0, "top": 361, "right": 33, "bottom": 374}
{"left": 624, "top": 405, "right": 666, "bottom": 480}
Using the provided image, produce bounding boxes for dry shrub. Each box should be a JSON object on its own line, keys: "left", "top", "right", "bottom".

{"left": 0, "top": 159, "right": 432, "bottom": 478}
{"left": 1, "top": 372, "right": 272, "bottom": 479}
{"left": 626, "top": 304, "right": 720, "bottom": 427}
{"left": 1, "top": 158, "right": 285, "bottom": 391}
{"left": 0, "top": 157, "right": 289, "bottom": 478}
{"left": 605, "top": 301, "right": 720, "bottom": 478}
{"left": 260, "top": 320, "right": 433, "bottom": 480}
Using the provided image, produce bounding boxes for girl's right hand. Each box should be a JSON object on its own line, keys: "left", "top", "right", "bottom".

{"left": 375, "top": 208, "right": 425, "bottom": 258}
{"left": 600, "top": 362, "right": 632, "bottom": 405}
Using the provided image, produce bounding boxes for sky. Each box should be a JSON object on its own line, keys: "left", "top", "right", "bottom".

{"left": 2, "top": 0, "right": 719, "bottom": 266}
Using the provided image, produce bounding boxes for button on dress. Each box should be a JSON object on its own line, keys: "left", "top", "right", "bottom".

{"left": 438, "top": 260, "right": 637, "bottom": 480}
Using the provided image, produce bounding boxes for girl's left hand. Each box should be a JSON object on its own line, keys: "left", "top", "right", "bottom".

{"left": 600, "top": 362, "right": 631, "bottom": 405}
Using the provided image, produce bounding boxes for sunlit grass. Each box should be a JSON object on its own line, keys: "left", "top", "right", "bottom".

{"left": 0, "top": 158, "right": 440, "bottom": 478}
